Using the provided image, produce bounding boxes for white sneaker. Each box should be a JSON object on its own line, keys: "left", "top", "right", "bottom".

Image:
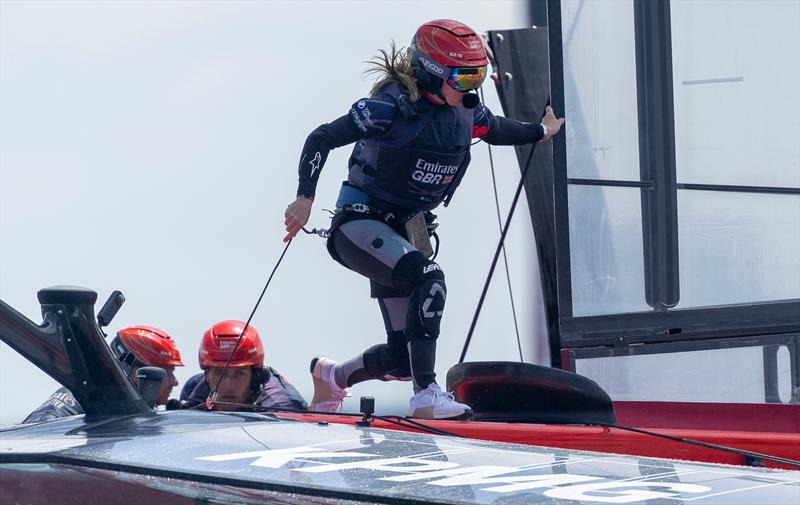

{"left": 309, "top": 356, "right": 350, "bottom": 413}
{"left": 408, "top": 383, "right": 473, "bottom": 420}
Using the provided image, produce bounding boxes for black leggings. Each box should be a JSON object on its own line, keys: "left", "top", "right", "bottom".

{"left": 330, "top": 218, "right": 446, "bottom": 391}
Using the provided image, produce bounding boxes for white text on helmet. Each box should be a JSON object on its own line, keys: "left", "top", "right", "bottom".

{"left": 419, "top": 56, "right": 446, "bottom": 76}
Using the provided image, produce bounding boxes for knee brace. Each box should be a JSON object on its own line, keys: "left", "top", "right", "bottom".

{"left": 392, "top": 252, "right": 446, "bottom": 341}
{"left": 362, "top": 331, "right": 411, "bottom": 381}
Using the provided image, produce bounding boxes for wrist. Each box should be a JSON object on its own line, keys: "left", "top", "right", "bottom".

{"left": 540, "top": 122, "right": 548, "bottom": 139}
{"left": 296, "top": 194, "right": 315, "bottom": 202}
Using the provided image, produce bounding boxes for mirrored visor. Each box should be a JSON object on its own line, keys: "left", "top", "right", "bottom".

{"left": 446, "top": 65, "right": 488, "bottom": 92}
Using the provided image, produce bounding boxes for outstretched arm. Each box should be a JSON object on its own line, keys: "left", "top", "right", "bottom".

{"left": 477, "top": 105, "right": 565, "bottom": 146}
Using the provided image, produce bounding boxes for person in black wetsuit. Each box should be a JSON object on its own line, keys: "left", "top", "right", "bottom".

{"left": 23, "top": 326, "right": 184, "bottom": 423}
{"left": 283, "top": 19, "right": 564, "bottom": 420}
{"left": 180, "top": 320, "right": 307, "bottom": 412}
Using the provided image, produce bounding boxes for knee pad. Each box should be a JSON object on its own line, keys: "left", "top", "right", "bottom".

{"left": 391, "top": 252, "right": 446, "bottom": 340}
{"left": 409, "top": 275, "right": 446, "bottom": 340}
{"left": 362, "top": 338, "right": 411, "bottom": 381}
{"left": 402, "top": 260, "right": 446, "bottom": 341}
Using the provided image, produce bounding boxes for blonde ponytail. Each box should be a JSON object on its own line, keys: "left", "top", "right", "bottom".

{"left": 364, "top": 41, "right": 420, "bottom": 102}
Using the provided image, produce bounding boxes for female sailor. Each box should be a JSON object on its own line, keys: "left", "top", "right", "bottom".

{"left": 284, "top": 19, "right": 564, "bottom": 419}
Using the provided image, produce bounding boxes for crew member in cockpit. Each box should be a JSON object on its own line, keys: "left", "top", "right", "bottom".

{"left": 180, "top": 320, "right": 307, "bottom": 412}
{"left": 22, "top": 326, "right": 184, "bottom": 423}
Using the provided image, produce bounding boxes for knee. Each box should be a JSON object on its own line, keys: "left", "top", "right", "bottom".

{"left": 410, "top": 274, "right": 446, "bottom": 340}
{"left": 392, "top": 251, "right": 446, "bottom": 293}
{"left": 392, "top": 253, "right": 447, "bottom": 341}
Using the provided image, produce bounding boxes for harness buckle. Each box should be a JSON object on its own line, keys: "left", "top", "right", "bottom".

{"left": 350, "top": 203, "right": 369, "bottom": 214}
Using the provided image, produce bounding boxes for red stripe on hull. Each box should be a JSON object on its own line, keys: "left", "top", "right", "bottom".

{"left": 613, "top": 401, "right": 800, "bottom": 433}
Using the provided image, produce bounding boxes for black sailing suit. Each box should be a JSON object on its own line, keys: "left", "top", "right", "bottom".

{"left": 296, "top": 82, "right": 544, "bottom": 391}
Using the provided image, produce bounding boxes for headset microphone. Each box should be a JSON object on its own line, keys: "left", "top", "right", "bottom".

{"left": 462, "top": 92, "right": 480, "bottom": 109}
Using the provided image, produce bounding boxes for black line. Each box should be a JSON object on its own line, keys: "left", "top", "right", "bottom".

{"left": 374, "top": 416, "right": 465, "bottom": 438}
{"left": 634, "top": 0, "right": 680, "bottom": 311}
{"left": 568, "top": 178, "right": 654, "bottom": 189}
{"left": 550, "top": 422, "right": 800, "bottom": 468}
{"left": 480, "top": 87, "right": 524, "bottom": 363}
{"left": 569, "top": 333, "right": 799, "bottom": 359}
{"left": 559, "top": 299, "right": 800, "bottom": 346}
{"left": 676, "top": 183, "right": 800, "bottom": 195}
{"left": 208, "top": 240, "right": 292, "bottom": 407}
{"left": 460, "top": 147, "right": 536, "bottom": 364}
{"left": 548, "top": 0, "right": 573, "bottom": 360}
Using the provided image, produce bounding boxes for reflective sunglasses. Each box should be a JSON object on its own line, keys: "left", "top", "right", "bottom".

{"left": 446, "top": 65, "right": 488, "bottom": 92}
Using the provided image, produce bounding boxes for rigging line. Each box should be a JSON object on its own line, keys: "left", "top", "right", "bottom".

{"left": 241, "top": 426, "right": 273, "bottom": 451}
{"left": 591, "top": 422, "right": 800, "bottom": 468}
{"left": 185, "top": 400, "right": 466, "bottom": 438}
{"left": 459, "top": 144, "right": 537, "bottom": 364}
{"left": 177, "top": 402, "right": 800, "bottom": 467}
{"left": 206, "top": 239, "right": 294, "bottom": 408}
{"left": 373, "top": 415, "right": 466, "bottom": 438}
{"left": 479, "top": 86, "right": 523, "bottom": 363}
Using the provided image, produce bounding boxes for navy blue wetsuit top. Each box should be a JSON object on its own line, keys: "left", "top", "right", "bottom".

{"left": 180, "top": 368, "right": 308, "bottom": 411}
{"left": 296, "top": 89, "right": 544, "bottom": 199}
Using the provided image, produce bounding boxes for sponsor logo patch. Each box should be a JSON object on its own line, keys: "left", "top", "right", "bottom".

{"left": 350, "top": 109, "right": 368, "bottom": 132}
{"left": 411, "top": 158, "right": 459, "bottom": 186}
{"left": 422, "top": 264, "right": 441, "bottom": 274}
{"left": 197, "top": 443, "right": 793, "bottom": 503}
{"left": 309, "top": 152, "right": 322, "bottom": 178}
{"left": 419, "top": 56, "right": 445, "bottom": 76}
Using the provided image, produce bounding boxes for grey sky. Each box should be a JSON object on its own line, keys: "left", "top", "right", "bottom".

{"left": 0, "top": 0, "right": 548, "bottom": 425}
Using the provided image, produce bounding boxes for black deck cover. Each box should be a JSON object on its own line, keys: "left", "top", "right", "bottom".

{"left": 1, "top": 411, "right": 798, "bottom": 505}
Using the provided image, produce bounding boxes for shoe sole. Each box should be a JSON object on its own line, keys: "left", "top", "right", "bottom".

{"left": 309, "top": 356, "right": 337, "bottom": 411}
{"left": 408, "top": 406, "right": 474, "bottom": 421}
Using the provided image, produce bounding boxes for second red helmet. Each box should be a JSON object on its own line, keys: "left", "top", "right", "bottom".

{"left": 112, "top": 325, "right": 184, "bottom": 367}
{"left": 199, "top": 320, "right": 264, "bottom": 369}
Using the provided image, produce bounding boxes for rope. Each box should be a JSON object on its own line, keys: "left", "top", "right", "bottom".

{"left": 460, "top": 145, "right": 536, "bottom": 363}
{"left": 183, "top": 402, "right": 800, "bottom": 468}
{"left": 205, "top": 239, "right": 293, "bottom": 409}
{"left": 480, "top": 86, "right": 524, "bottom": 362}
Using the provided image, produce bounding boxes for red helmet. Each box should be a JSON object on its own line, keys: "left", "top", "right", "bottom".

{"left": 410, "top": 19, "right": 489, "bottom": 90}
{"left": 199, "top": 320, "right": 264, "bottom": 369}
{"left": 111, "top": 326, "right": 184, "bottom": 367}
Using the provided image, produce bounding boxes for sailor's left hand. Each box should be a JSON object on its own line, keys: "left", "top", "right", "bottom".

{"left": 540, "top": 106, "right": 565, "bottom": 142}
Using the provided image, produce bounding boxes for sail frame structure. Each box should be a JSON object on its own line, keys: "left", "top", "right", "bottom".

{"left": 489, "top": 0, "right": 800, "bottom": 407}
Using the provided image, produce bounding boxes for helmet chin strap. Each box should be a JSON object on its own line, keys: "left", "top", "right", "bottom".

{"left": 423, "top": 90, "right": 447, "bottom": 106}
{"left": 434, "top": 85, "right": 448, "bottom": 104}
